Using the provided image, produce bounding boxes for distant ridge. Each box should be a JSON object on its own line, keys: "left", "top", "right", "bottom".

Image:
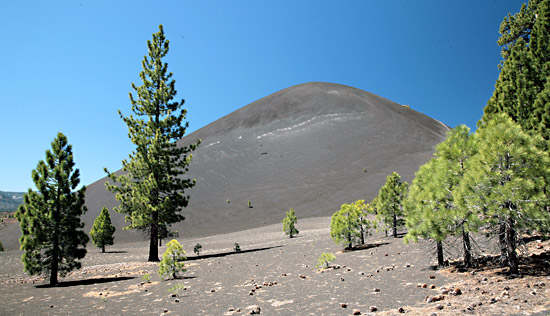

{"left": 1, "top": 82, "right": 450, "bottom": 249}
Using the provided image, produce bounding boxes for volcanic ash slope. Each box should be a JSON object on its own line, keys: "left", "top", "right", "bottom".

{"left": 83, "top": 82, "right": 449, "bottom": 244}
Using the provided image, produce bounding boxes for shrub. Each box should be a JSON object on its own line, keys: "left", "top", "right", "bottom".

{"left": 282, "top": 208, "right": 299, "bottom": 238}
{"left": 159, "top": 239, "right": 187, "bottom": 280}
{"left": 193, "top": 243, "right": 202, "bottom": 256}
{"left": 316, "top": 252, "right": 336, "bottom": 269}
{"left": 234, "top": 243, "right": 241, "bottom": 252}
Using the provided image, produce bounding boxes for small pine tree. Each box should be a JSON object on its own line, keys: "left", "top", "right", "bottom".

{"left": 316, "top": 252, "right": 336, "bottom": 269}
{"left": 0, "top": 241, "right": 4, "bottom": 252}
{"left": 282, "top": 208, "right": 299, "bottom": 238}
{"left": 193, "top": 243, "right": 202, "bottom": 256}
{"left": 15, "top": 133, "right": 88, "bottom": 286}
{"left": 158, "top": 239, "right": 186, "bottom": 280}
{"left": 90, "top": 207, "right": 116, "bottom": 253}
{"left": 330, "top": 200, "right": 369, "bottom": 250}
{"left": 376, "top": 172, "right": 408, "bottom": 238}
{"left": 234, "top": 243, "right": 241, "bottom": 252}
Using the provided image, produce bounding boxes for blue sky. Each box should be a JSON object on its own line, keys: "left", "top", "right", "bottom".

{"left": 1, "top": 0, "right": 525, "bottom": 192}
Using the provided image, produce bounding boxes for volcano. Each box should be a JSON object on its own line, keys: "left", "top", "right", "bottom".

{"left": 83, "top": 82, "right": 449, "bottom": 243}
{"left": 0, "top": 82, "right": 450, "bottom": 249}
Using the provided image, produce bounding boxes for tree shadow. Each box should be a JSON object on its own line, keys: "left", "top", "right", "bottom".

{"left": 187, "top": 245, "right": 283, "bottom": 261}
{"left": 36, "top": 276, "right": 136, "bottom": 288}
{"left": 103, "top": 250, "right": 128, "bottom": 254}
{"left": 443, "top": 250, "right": 550, "bottom": 278}
{"left": 342, "top": 242, "right": 390, "bottom": 252}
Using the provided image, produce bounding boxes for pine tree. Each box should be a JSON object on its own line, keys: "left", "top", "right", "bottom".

{"left": 458, "top": 114, "right": 550, "bottom": 274}
{"left": 481, "top": 0, "right": 550, "bottom": 143}
{"left": 105, "top": 25, "right": 200, "bottom": 262}
{"left": 282, "top": 208, "right": 299, "bottom": 238}
{"left": 404, "top": 158, "right": 448, "bottom": 266}
{"left": 330, "top": 200, "right": 370, "bottom": 250}
{"left": 90, "top": 207, "right": 116, "bottom": 253}
{"left": 376, "top": 172, "right": 408, "bottom": 238}
{"left": 405, "top": 126, "right": 481, "bottom": 267}
{"left": 158, "top": 239, "right": 186, "bottom": 280}
{"left": 15, "top": 133, "right": 88, "bottom": 286}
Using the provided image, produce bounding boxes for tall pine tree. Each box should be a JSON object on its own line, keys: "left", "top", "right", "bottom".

{"left": 105, "top": 25, "right": 200, "bottom": 261}
{"left": 482, "top": 0, "right": 550, "bottom": 143}
{"left": 16, "top": 133, "right": 88, "bottom": 286}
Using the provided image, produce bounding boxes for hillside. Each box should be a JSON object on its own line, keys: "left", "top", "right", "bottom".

{"left": 0, "top": 82, "right": 450, "bottom": 249}
{"left": 81, "top": 82, "right": 449, "bottom": 244}
{"left": 0, "top": 191, "right": 24, "bottom": 212}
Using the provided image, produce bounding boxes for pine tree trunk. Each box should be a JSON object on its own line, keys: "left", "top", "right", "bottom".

{"left": 437, "top": 241, "right": 444, "bottom": 267}
{"left": 360, "top": 224, "right": 365, "bottom": 245}
{"left": 462, "top": 229, "right": 472, "bottom": 267}
{"left": 393, "top": 213, "right": 398, "bottom": 238}
{"left": 499, "top": 222, "right": 508, "bottom": 267}
{"left": 148, "top": 212, "right": 160, "bottom": 262}
{"left": 102, "top": 245, "right": 105, "bottom": 253}
{"left": 50, "top": 196, "right": 60, "bottom": 286}
{"left": 505, "top": 218, "right": 519, "bottom": 274}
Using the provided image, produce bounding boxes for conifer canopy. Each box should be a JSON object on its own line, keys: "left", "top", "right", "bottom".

{"left": 16, "top": 133, "right": 88, "bottom": 286}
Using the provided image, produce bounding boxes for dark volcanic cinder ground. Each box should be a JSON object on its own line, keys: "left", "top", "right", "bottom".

{"left": 1, "top": 217, "right": 549, "bottom": 316}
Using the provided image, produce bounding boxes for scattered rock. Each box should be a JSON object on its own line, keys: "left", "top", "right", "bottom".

{"left": 352, "top": 309, "right": 361, "bottom": 315}
{"left": 228, "top": 307, "right": 235, "bottom": 311}
{"left": 211, "top": 289, "right": 216, "bottom": 293}
{"left": 281, "top": 273, "right": 287, "bottom": 277}
{"left": 429, "top": 275, "right": 436, "bottom": 279}
{"left": 405, "top": 263, "right": 411, "bottom": 267}
{"left": 429, "top": 284, "right": 436, "bottom": 289}
{"left": 426, "top": 294, "right": 445, "bottom": 303}
{"left": 341, "top": 277, "right": 345, "bottom": 281}
{"left": 535, "top": 282, "right": 546, "bottom": 288}
{"left": 369, "top": 306, "right": 378, "bottom": 312}
{"left": 163, "top": 309, "right": 169, "bottom": 313}
{"left": 341, "top": 303, "right": 348, "bottom": 308}
{"left": 435, "top": 304, "right": 444, "bottom": 310}
{"left": 398, "top": 307, "right": 405, "bottom": 313}
{"left": 249, "top": 306, "right": 261, "bottom": 314}
{"left": 373, "top": 288, "right": 380, "bottom": 292}
{"left": 174, "top": 299, "right": 180, "bottom": 303}
{"left": 385, "top": 253, "right": 388, "bottom": 256}
{"left": 299, "top": 274, "right": 306, "bottom": 279}
{"left": 451, "top": 288, "right": 462, "bottom": 296}
{"left": 359, "top": 271, "right": 365, "bottom": 275}
{"left": 421, "top": 283, "right": 428, "bottom": 288}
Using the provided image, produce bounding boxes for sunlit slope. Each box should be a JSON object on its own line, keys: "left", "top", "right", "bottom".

{"left": 82, "top": 82, "right": 449, "bottom": 244}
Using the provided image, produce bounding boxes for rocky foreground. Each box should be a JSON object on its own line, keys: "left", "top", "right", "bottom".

{"left": 0, "top": 217, "right": 549, "bottom": 315}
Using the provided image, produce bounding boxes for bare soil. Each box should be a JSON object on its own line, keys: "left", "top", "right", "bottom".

{"left": 1, "top": 217, "right": 548, "bottom": 315}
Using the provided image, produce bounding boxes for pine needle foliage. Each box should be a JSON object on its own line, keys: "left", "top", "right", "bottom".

{"left": 105, "top": 25, "right": 200, "bottom": 262}
{"left": 376, "top": 173, "right": 408, "bottom": 238}
{"left": 158, "top": 239, "right": 186, "bottom": 280}
{"left": 458, "top": 114, "right": 550, "bottom": 274}
{"left": 316, "top": 252, "right": 336, "bottom": 269}
{"left": 90, "top": 207, "right": 116, "bottom": 253}
{"left": 282, "top": 208, "right": 299, "bottom": 238}
{"left": 330, "top": 200, "right": 372, "bottom": 250}
{"left": 15, "top": 133, "right": 88, "bottom": 285}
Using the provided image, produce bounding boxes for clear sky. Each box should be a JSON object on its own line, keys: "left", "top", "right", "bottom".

{"left": 1, "top": 0, "right": 526, "bottom": 192}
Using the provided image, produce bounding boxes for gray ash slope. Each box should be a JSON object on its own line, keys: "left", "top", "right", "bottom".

{"left": 83, "top": 82, "right": 450, "bottom": 244}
